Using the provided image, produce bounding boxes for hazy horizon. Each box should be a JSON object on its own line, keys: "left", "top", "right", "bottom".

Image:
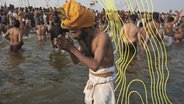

{"left": 1, "top": 0, "right": 183, "bottom": 14}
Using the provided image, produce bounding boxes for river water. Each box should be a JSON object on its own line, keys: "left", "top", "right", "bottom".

{"left": 0, "top": 33, "right": 183, "bottom": 104}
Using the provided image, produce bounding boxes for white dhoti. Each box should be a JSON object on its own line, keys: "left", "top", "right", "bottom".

{"left": 163, "top": 35, "right": 173, "bottom": 46}
{"left": 84, "top": 66, "right": 116, "bottom": 104}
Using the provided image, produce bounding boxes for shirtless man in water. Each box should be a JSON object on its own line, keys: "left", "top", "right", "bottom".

{"left": 164, "top": 10, "right": 182, "bottom": 37}
{"left": 120, "top": 14, "right": 139, "bottom": 54}
{"left": 35, "top": 21, "right": 48, "bottom": 41}
{"left": 57, "top": 0, "right": 116, "bottom": 103}
{"left": 138, "top": 12, "right": 160, "bottom": 53}
{"left": 174, "top": 25, "right": 184, "bottom": 43}
{"left": 40, "top": 21, "right": 48, "bottom": 40}
{"left": 173, "top": 16, "right": 184, "bottom": 43}
{"left": 3, "top": 20, "right": 24, "bottom": 52}
{"left": 50, "top": 16, "right": 66, "bottom": 51}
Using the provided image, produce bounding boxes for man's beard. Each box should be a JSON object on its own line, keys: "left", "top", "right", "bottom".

{"left": 76, "top": 29, "right": 94, "bottom": 57}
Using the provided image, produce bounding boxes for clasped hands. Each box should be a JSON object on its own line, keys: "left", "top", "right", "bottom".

{"left": 57, "top": 34, "right": 74, "bottom": 52}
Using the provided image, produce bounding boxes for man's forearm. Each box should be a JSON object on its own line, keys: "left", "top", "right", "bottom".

{"left": 3, "top": 32, "right": 10, "bottom": 41}
{"left": 68, "top": 52, "right": 80, "bottom": 64}
{"left": 69, "top": 46, "right": 100, "bottom": 71}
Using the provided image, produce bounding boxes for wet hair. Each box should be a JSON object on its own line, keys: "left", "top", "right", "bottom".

{"left": 54, "top": 16, "right": 60, "bottom": 23}
{"left": 76, "top": 28, "right": 95, "bottom": 57}
{"left": 13, "top": 20, "right": 20, "bottom": 28}
{"left": 153, "top": 12, "right": 159, "bottom": 20}
{"left": 159, "top": 17, "right": 164, "bottom": 23}
{"left": 129, "top": 14, "right": 137, "bottom": 22}
{"left": 139, "top": 22, "right": 143, "bottom": 28}
{"left": 167, "top": 17, "right": 174, "bottom": 23}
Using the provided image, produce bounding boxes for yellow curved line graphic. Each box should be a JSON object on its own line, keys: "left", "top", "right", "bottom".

{"left": 97, "top": 0, "right": 172, "bottom": 104}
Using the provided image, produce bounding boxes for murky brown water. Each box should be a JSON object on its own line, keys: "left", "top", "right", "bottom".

{"left": 0, "top": 34, "right": 184, "bottom": 104}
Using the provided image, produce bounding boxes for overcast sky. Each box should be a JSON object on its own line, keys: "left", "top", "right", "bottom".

{"left": 1, "top": 0, "right": 184, "bottom": 13}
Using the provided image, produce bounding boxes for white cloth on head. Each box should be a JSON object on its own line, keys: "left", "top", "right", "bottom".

{"left": 84, "top": 66, "right": 116, "bottom": 104}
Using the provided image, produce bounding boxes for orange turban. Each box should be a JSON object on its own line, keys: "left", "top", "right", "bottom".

{"left": 60, "top": 0, "right": 95, "bottom": 29}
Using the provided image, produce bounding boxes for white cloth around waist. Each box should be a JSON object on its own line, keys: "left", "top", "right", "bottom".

{"left": 163, "top": 35, "right": 173, "bottom": 46}
{"left": 89, "top": 66, "right": 116, "bottom": 84}
{"left": 84, "top": 66, "right": 116, "bottom": 104}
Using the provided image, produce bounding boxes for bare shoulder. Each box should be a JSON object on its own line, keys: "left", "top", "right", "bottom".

{"left": 97, "top": 31, "right": 110, "bottom": 41}
{"left": 7, "top": 28, "right": 13, "bottom": 33}
{"left": 123, "top": 23, "right": 129, "bottom": 28}
{"left": 93, "top": 31, "right": 112, "bottom": 53}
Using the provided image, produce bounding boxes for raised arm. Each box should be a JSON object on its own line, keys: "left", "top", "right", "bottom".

{"left": 18, "top": 31, "right": 23, "bottom": 43}
{"left": 170, "top": 10, "right": 183, "bottom": 25}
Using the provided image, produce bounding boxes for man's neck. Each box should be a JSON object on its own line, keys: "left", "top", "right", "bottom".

{"left": 129, "top": 21, "right": 136, "bottom": 25}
